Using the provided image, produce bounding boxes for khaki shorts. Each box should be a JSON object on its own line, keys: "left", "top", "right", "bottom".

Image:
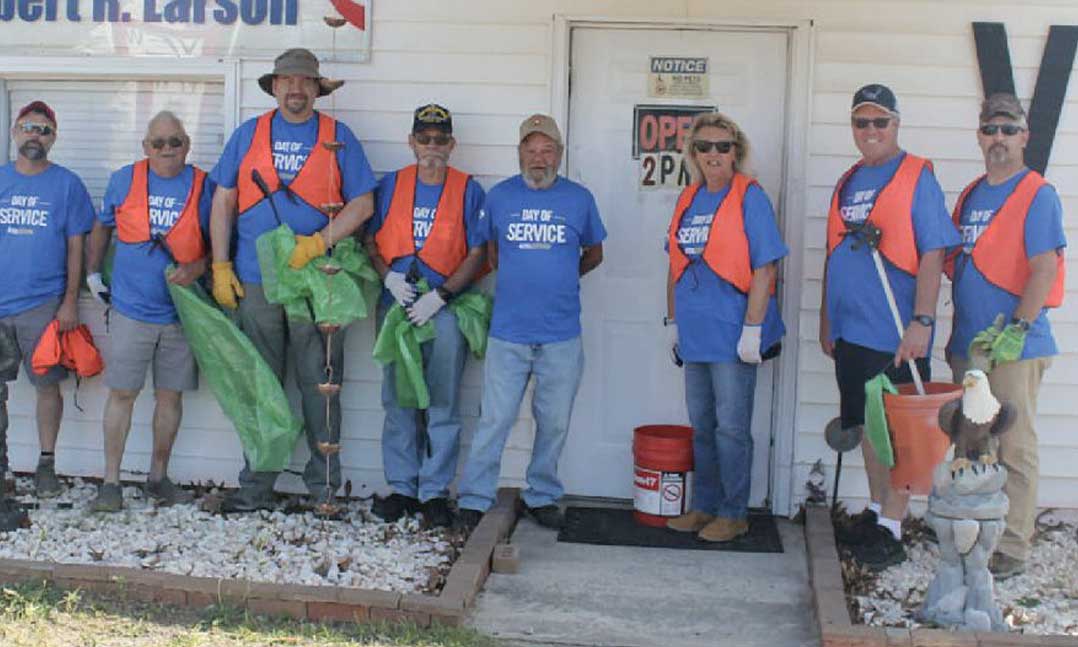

{"left": 0, "top": 297, "right": 67, "bottom": 387}
{"left": 105, "top": 311, "right": 198, "bottom": 392}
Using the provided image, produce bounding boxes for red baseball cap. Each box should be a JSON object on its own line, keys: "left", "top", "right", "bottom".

{"left": 16, "top": 101, "right": 57, "bottom": 126}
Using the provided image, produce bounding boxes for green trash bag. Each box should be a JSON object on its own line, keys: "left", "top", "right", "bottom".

{"left": 864, "top": 372, "right": 898, "bottom": 468}
{"left": 372, "top": 282, "right": 494, "bottom": 409}
{"left": 167, "top": 270, "right": 302, "bottom": 472}
{"left": 256, "top": 223, "right": 381, "bottom": 325}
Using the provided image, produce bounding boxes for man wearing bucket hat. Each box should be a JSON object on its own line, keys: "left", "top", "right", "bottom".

{"left": 456, "top": 114, "right": 606, "bottom": 530}
{"left": 820, "top": 84, "right": 959, "bottom": 569}
{"left": 0, "top": 101, "right": 95, "bottom": 498}
{"left": 944, "top": 93, "right": 1065, "bottom": 579}
{"left": 208, "top": 48, "right": 377, "bottom": 511}
{"left": 364, "top": 104, "right": 487, "bottom": 528}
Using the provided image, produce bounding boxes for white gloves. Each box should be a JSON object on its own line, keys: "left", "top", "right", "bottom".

{"left": 407, "top": 289, "right": 446, "bottom": 326}
{"left": 665, "top": 319, "right": 681, "bottom": 366}
{"left": 737, "top": 324, "right": 762, "bottom": 364}
{"left": 87, "top": 272, "right": 110, "bottom": 306}
{"left": 384, "top": 271, "right": 416, "bottom": 307}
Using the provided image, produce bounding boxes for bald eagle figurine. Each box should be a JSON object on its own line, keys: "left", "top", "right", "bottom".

{"left": 938, "top": 369, "right": 1016, "bottom": 476}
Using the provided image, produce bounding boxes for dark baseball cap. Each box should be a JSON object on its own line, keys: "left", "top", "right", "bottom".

{"left": 16, "top": 100, "right": 57, "bottom": 126}
{"left": 851, "top": 83, "right": 899, "bottom": 115}
{"left": 413, "top": 103, "right": 452, "bottom": 134}
{"left": 980, "top": 93, "right": 1027, "bottom": 127}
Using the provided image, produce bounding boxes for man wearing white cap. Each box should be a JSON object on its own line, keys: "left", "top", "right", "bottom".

{"left": 456, "top": 114, "right": 606, "bottom": 530}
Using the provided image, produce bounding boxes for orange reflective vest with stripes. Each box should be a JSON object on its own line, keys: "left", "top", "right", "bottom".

{"left": 667, "top": 173, "right": 770, "bottom": 294}
{"left": 945, "top": 170, "right": 1065, "bottom": 307}
{"left": 375, "top": 165, "right": 472, "bottom": 278}
{"left": 115, "top": 159, "right": 207, "bottom": 264}
{"left": 826, "top": 153, "right": 931, "bottom": 276}
{"left": 236, "top": 110, "right": 343, "bottom": 216}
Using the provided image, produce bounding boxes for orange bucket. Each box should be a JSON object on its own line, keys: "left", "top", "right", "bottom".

{"left": 884, "top": 382, "right": 961, "bottom": 495}
{"left": 632, "top": 425, "right": 694, "bottom": 527}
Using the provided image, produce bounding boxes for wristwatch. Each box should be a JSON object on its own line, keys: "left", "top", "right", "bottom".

{"left": 1010, "top": 317, "right": 1031, "bottom": 332}
{"left": 912, "top": 314, "right": 935, "bottom": 327}
{"left": 436, "top": 286, "right": 454, "bottom": 302}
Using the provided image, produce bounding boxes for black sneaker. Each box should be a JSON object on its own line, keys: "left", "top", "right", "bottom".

{"left": 456, "top": 508, "right": 483, "bottom": 530}
{"left": 850, "top": 524, "right": 907, "bottom": 571}
{"left": 372, "top": 493, "right": 419, "bottom": 522}
{"left": 421, "top": 497, "right": 453, "bottom": 528}
{"left": 835, "top": 509, "right": 879, "bottom": 545}
{"left": 220, "top": 489, "right": 274, "bottom": 513}
{"left": 524, "top": 504, "right": 565, "bottom": 530}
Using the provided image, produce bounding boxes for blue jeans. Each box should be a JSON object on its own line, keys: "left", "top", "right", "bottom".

{"left": 684, "top": 361, "right": 758, "bottom": 519}
{"left": 458, "top": 336, "right": 584, "bottom": 512}
{"left": 380, "top": 306, "right": 467, "bottom": 502}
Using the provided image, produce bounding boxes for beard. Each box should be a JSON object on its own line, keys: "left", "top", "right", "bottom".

{"left": 522, "top": 165, "right": 557, "bottom": 190}
{"left": 417, "top": 152, "right": 449, "bottom": 170}
{"left": 18, "top": 142, "right": 46, "bottom": 161}
{"left": 987, "top": 143, "right": 1010, "bottom": 165}
{"left": 283, "top": 94, "right": 310, "bottom": 116}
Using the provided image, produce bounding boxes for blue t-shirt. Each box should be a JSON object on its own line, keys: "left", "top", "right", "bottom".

{"left": 947, "top": 170, "right": 1066, "bottom": 360}
{"left": 0, "top": 163, "right": 95, "bottom": 318}
{"left": 368, "top": 170, "right": 486, "bottom": 305}
{"left": 100, "top": 164, "right": 214, "bottom": 324}
{"left": 210, "top": 111, "right": 377, "bottom": 283}
{"left": 669, "top": 184, "right": 788, "bottom": 363}
{"left": 478, "top": 175, "right": 607, "bottom": 344}
{"left": 825, "top": 152, "right": 960, "bottom": 353}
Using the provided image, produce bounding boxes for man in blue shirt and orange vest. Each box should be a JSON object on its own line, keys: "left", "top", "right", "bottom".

{"left": 208, "top": 48, "right": 377, "bottom": 511}
{"left": 945, "top": 93, "right": 1066, "bottom": 579}
{"left": 821, "top": 84, "right": 960, "bottom": 569}
{"left": 86, "top": 111, "right": 212, "bottom": 511}
{"left": 0, "top": 101, "right": 95, "bottom": 499}
{"left": 364, "top": 104, "right": 487, "bottom": 527}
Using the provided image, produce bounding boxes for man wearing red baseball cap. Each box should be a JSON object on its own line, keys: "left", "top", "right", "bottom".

{"left": 0, "top": 100, "right": 95, "bottom": 498}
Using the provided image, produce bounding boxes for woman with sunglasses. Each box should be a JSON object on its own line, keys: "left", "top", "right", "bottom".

{"left": 662, "top": 112, "right": 787, "bottom": 543}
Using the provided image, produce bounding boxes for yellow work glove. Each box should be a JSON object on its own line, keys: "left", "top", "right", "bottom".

{"left": 211, "top": 261, "right": 245, "bottom": 310}
{"left": 288, "top": 232, "right": 326, "bottom": 269}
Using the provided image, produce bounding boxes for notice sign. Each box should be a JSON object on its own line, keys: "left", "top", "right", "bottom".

{"left": 633, "top": 104, "right": 715, "bottom": 190}
{"left": 648, "top": 56, "right": 709, "bottom": 98}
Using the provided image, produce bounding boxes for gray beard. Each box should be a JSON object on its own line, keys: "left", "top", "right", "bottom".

{"left": 523, "top": 168, "right": 557, "bottom": 190}
{"left": 19, "top": 143, "right": 46, "bottom": 161}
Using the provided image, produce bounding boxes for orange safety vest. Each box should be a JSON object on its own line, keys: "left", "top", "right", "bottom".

{"left": 31, "top": 321, "right": 104, "bottom": 378}
{"left": 945, "top": 170, "right": 1065, "bottom": 307}
{"left": 236, "top": 110, "right": 343, "bottom": 216}
{"left": 826, "top": 154, "right": 930, "bottom": 276}
{"left": 667, "top": 173, "right": 772, "bottom": 294}
{"left": 375, "top": 165, "right": 473, "bottom": 278}
{"left": 115, "top": 159, "right": 207, "bottom": 264}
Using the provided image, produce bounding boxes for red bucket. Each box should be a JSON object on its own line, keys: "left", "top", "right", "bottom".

{"left": 884, "top": 382, "right": 961, "bottom": 495}
{"left": 632, "top": 425, "right": 694, "bottom": 527}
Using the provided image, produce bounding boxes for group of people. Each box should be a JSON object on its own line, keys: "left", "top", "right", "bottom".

{"left": 0, "top": 46, "right": 1064, "bottom": 580}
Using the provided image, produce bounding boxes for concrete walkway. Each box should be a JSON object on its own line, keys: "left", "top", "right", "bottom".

{"left": 469, "top": 515, "right": 820, "bottom": 647}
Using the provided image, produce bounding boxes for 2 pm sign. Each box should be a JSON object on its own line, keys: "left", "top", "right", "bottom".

{"left": 633, "top": 104, "right": 715, "bottom": 190}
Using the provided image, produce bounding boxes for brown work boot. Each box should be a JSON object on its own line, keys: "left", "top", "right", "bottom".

{"left": 666, "top": 510, "right": 714, "bottom": 533}
{"left": 698, "top": 517, "right": 749, "bottom": 542}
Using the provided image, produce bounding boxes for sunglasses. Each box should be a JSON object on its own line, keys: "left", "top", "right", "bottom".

{"left": 692, "top": 139, "right": 735, "bottom": 154}
{"left": 148, "top": 137, "right": 186, "bottom": 150}
{"left": 17, "top": 122, "right": 54, "bottom": 136}
{"left": 979, "top": 124, "right": 1026, "bottom": 136}
{"left": 852, "top": 117, "right": 892, "bottom": 130}
{"left": 414, "top": 133, "right": 452, "bottom": 146}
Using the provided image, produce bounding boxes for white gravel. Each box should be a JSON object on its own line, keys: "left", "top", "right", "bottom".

{"left": 853, "top": 516, "right": 1078, "bottom": 636}
{"left": 0, "top": 478, "right": 461, "bottom": 594}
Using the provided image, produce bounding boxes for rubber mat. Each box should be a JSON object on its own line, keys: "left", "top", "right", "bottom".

{"left": 557, "top": 506, "right": 783, "bottom": 553}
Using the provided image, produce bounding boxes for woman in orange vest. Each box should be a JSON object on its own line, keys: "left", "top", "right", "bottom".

{"left": 662, "top": 113, "right": 787, "bottom": 543}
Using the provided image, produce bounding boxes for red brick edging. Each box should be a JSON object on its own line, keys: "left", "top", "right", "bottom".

{"left": 0, "top": 487, "right": 520, "bottom": 627}
{"left": 804, "top": 506, "right": 1078, "bottom": 646}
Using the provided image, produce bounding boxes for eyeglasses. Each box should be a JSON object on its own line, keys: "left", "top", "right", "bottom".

{"left": 148, "top": 137, "right": 186, "bottom": 150}
{"left": 852, "top": 117, "right": 892, "bottom": 130}
{"left": 979, "top": 124, "right": 1026, "bottom": 136}
{"left": 17, "top": 122, "right": 54, "bottom": 136}
{"left": 692, "top": 139, "right": 735, "bottom": 154}
{"left": 414, "top": 133, "right": 452, "bottom": 146}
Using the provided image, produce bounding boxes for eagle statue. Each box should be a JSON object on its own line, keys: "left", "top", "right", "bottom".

{"left": 937, "top": 369, "right": 1016, "bottom": 476}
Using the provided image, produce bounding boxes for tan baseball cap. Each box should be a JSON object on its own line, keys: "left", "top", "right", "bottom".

{"left": 519, "top": 113, "right": 563, "bottom": 147}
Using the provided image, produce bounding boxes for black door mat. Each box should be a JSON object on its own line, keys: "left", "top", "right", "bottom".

{"left": 557, "top": 507, "right": 783, "bottom": 553}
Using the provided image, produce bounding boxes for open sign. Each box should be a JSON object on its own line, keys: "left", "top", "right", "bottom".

{"left": 633, "top": 104, "right": 714, "bottom": 190}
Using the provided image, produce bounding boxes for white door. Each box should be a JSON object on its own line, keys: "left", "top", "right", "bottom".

{"left": 563, "top": 27, "right": 790, "bottom": 508}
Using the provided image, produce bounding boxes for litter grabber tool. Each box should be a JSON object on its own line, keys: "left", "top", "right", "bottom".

{"left": 404, "top": 260, "right": 433, "bottom": 460}
{"left": 824, "top": 416, "right": 862, "bottom": 509}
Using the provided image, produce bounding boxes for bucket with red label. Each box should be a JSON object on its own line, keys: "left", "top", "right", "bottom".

{"left": 632, "top": 425, "right": 694, "bottom": 527}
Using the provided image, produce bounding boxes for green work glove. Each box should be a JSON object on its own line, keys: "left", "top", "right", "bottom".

{"left": 968, "top": 313, "right": 1005, "bottom": 371}
{"left": 990, "top": 323, "right": 1027, "bottom": 366}
{"left": 863, "top": 373, "right": 898, "bottom": 469}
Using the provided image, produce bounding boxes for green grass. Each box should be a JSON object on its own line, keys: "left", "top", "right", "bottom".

{"left": 0, "top": 581, "right": 499, "bottom": 647}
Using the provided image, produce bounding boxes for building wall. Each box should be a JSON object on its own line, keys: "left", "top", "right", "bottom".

{"left": 3, "top": 0, "right": 1076, "bottom": 510}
